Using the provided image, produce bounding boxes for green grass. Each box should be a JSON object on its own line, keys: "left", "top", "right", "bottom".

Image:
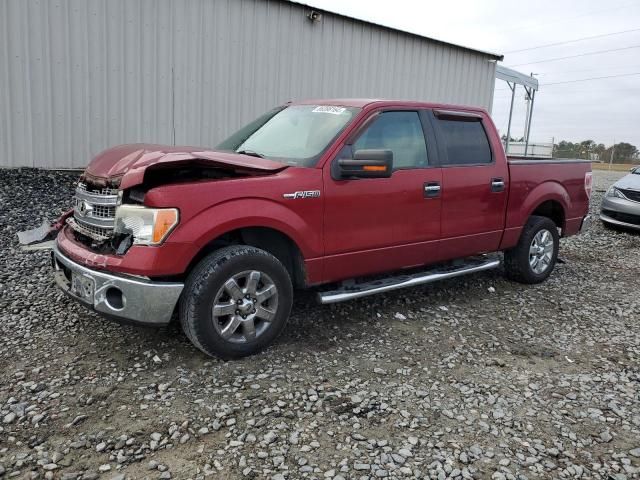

{"left": 592, "top": 163, "right": 638, "bottom": 172}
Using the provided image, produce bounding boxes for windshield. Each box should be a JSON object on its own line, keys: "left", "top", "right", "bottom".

{"left": 216, "top": 105, "right": 361, "bottom": 167}
{"left": 633, "top": 167, "right": 640, "bottom": 174}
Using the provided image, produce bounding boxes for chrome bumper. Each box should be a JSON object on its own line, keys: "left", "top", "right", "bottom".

{"left": 52, "top": 243, "right": 184, "bottom": 326}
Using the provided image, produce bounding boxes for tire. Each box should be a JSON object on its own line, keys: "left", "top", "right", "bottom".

{"left": 179, "top": 245, "right": 293, "bottom": 359}
{"left": 504, "top": 215, "right": 560, "bottom": 284}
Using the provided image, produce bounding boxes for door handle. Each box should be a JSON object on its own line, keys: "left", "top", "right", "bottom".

{"left": 491, "top": 178, "right": 505, "bottom": 192}
{"left": 424, "top": 182, "right": 441, "bottom": 198}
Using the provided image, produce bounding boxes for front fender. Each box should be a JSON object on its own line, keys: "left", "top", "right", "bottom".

{"left": 168, "top": 197, "right": 323, "bottom": 260}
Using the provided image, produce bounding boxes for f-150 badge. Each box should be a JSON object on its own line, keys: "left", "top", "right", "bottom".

{"left": 283, "top": 190, "right": 321, "bottom": 199}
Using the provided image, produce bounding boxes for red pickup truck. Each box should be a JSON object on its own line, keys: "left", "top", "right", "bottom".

{"left": 36, "top": 99, "right": 592, "bottom": 358}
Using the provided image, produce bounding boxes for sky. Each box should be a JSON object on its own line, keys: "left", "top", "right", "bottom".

{"left": 308, "top": 0, "right": 640, "bottom": 148}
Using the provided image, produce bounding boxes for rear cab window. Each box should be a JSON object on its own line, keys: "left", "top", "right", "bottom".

{"left": 431, "top": 111, "right": 493, "bottom": 166}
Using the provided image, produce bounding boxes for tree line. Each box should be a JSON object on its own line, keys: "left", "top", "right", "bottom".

{"left": 553, "top": 140, "right": 638, "bottom": 163}
{"left": 501, "top": 136, "right": 639, "bottom": 163}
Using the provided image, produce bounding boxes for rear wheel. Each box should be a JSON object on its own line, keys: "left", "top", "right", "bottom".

{"left": 504, "top": 215, "right": 559, "bottom": 284}
{"left": 180, "top": 245, "right": 293, "bottom": 359}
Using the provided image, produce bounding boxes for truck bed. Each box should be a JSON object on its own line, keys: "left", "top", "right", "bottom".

{"left": 501, "top": 157, "right": 592, "bottom": 248}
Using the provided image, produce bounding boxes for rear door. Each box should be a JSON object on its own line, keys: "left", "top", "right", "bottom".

{"left": 322, "top": 109, "right": 442, "bottom": 283}
{"left": 428, "top": 109, "right": 509, "bottom": 259}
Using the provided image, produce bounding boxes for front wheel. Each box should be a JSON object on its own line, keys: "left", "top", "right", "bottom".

{"left": 180, "top": 245, "right": 293, "bottom": 359}
{"left": 504, "top": 215, "right": 560, "bottom": 284}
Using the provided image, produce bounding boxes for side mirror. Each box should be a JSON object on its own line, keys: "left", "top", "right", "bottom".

{"left": 336, "top": 149, "right": 393, "bottom": 179}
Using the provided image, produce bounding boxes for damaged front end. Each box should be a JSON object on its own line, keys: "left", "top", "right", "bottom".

{"left": 16, "top": 176, "right": 130, "bottom": 253}
{"left": 18, "top": 150, "right": 287, "bottom": 255}
{"left": 64, "top": 161, "right": 273, "bottom": 255}
{"left": 16, "top": 145, "right": 288, "bottom": 327}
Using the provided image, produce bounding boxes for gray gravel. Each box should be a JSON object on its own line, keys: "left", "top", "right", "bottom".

{"left": 0, "top": 167, "right": 639, "bottom": 480}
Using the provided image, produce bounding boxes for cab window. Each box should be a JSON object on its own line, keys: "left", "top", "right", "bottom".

{"left": 434, "top": 117, "right": 492, "bottom": 166}
{"left": 353, "top": 111, "right": 428, "bottom": 169}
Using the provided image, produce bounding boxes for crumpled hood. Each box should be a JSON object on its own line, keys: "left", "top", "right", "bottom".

{"left": 84, "top": 143, "right": 288, "bottom": 189}
{"left": 615, "top": 172, "right": 640, "bottom": 191}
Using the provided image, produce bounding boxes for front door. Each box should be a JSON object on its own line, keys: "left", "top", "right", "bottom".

{"left": 322, "top": 109, "right": 442, "bottom": 283}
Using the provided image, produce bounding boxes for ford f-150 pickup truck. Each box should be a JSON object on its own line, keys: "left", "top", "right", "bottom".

{"left": 27, "top": 99, "right": 593, "bottom": 359}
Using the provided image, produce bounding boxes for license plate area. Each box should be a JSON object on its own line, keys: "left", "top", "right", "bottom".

{"left": 70, "top": 272, "right": 95, "bottom": 302}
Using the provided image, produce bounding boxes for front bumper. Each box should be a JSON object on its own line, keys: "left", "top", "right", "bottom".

{"left": 52, "top": 242, "right": 184, "bottom": 326}
{"left": 600, "top": 195, "right": 640, "bottom": 231}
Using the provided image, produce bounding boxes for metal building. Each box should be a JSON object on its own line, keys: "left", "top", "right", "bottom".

{"left": 0, "top": 0, "right": 503, "bottom": 169}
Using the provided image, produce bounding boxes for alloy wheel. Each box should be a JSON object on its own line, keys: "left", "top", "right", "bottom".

{"left": 211, "top": 270, "right": 278, "bottom": 343}
{"left": 529, "top": 229, "right": 554, "bottom": 274}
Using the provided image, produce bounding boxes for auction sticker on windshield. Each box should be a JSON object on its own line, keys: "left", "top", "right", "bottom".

{"left": 312, "top": 106, "right": 347, "bottom": 115}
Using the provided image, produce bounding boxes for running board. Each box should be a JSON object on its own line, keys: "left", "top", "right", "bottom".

{"left": 317, "top": 257, "right": 501, "bottom": 304}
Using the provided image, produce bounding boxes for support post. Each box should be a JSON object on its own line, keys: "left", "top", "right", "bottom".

{"left": 524, "top": 89, "right": 536, "bottom": 157}
{"left": 505, "top": 82, "right": 516, "bottom": 155}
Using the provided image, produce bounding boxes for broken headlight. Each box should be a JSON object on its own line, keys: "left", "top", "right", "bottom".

{"left": 114, "top": 205, "right": 179, "bottom": 245}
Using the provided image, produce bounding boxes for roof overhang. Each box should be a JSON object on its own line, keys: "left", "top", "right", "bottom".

{"left": 285, "top": 0, "right": 504, "bottom": 60}
{"left": 495, "top": 65, "right": 539, "bottom": 91}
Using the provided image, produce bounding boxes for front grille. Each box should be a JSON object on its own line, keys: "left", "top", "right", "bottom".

{"left": 77, "top": 182, "right": 119, "bottom": 197}
{"left": 67, "top": 217, "right": 112, "bottom": 241}
{"left": 69, "top": 181, "right": 119, "bottom": 241}
{"left": 602, "top": 209, "right": 640, "bottom": 226}
{"left": 76, "top": 202, "right": 116, "bottom": 219}
{"left": 619, "top": 188, "right": 640, "bottom": 203}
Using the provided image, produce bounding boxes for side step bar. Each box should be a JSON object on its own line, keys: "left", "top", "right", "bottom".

{"left": 317, "top": 257, "right": 501, "bottom": 304}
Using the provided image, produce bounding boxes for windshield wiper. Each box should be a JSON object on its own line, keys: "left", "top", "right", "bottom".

{"left": 236, "top": 149, "right": 265, "bottom": 158}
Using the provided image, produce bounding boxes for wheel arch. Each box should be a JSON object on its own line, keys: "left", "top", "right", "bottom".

{"left": 530, "top": 199, "right": 566, "bottom": 232}
{"left": 185, "top": 226, "right": 308, "bottom": 288}
{"left": 521, "top": 181, "right": 571, "bottom": 234}
{"left": 501, "top": 182, "right": 571, "bottom": 250}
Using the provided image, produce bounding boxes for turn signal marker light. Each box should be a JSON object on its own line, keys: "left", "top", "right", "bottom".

{"left": 152, "top": 209, "right": 179, "bottom": 244}
{"left": 362, "top": 165, "right": 387, "bottom": 172}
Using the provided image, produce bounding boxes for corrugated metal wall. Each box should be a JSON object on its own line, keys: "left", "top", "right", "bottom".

{"left": 0, "top": 0, "right": 498, "bottom": 169}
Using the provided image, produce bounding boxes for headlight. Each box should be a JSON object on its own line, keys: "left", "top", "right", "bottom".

{"left": 605, "top": 186, "right": 626, "bottom": 199}
{"left": 114, "top": 205, "right": 179, "bottom": 245}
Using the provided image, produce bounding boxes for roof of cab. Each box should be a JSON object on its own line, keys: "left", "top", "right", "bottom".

{"left": 290, "top": 98, "right": 487, "bottom": 113}
{"left": 291, "top": 98, "right": 383, "bottom": 108}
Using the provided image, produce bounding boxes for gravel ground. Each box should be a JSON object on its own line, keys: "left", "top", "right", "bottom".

{"left": 0, "top": 168, "right": 639, "bottom": 480}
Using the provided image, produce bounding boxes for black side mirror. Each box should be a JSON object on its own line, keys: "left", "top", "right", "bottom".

{"left": 336, "top": 149, "right": 393, "bottom": 179}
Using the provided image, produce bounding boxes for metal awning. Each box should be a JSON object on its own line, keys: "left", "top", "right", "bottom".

{"left": 496, "top": 65, "right": 538, "bottom": 90}
{"left": 495, "top": 65, "right": 539, "bottom": 156}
